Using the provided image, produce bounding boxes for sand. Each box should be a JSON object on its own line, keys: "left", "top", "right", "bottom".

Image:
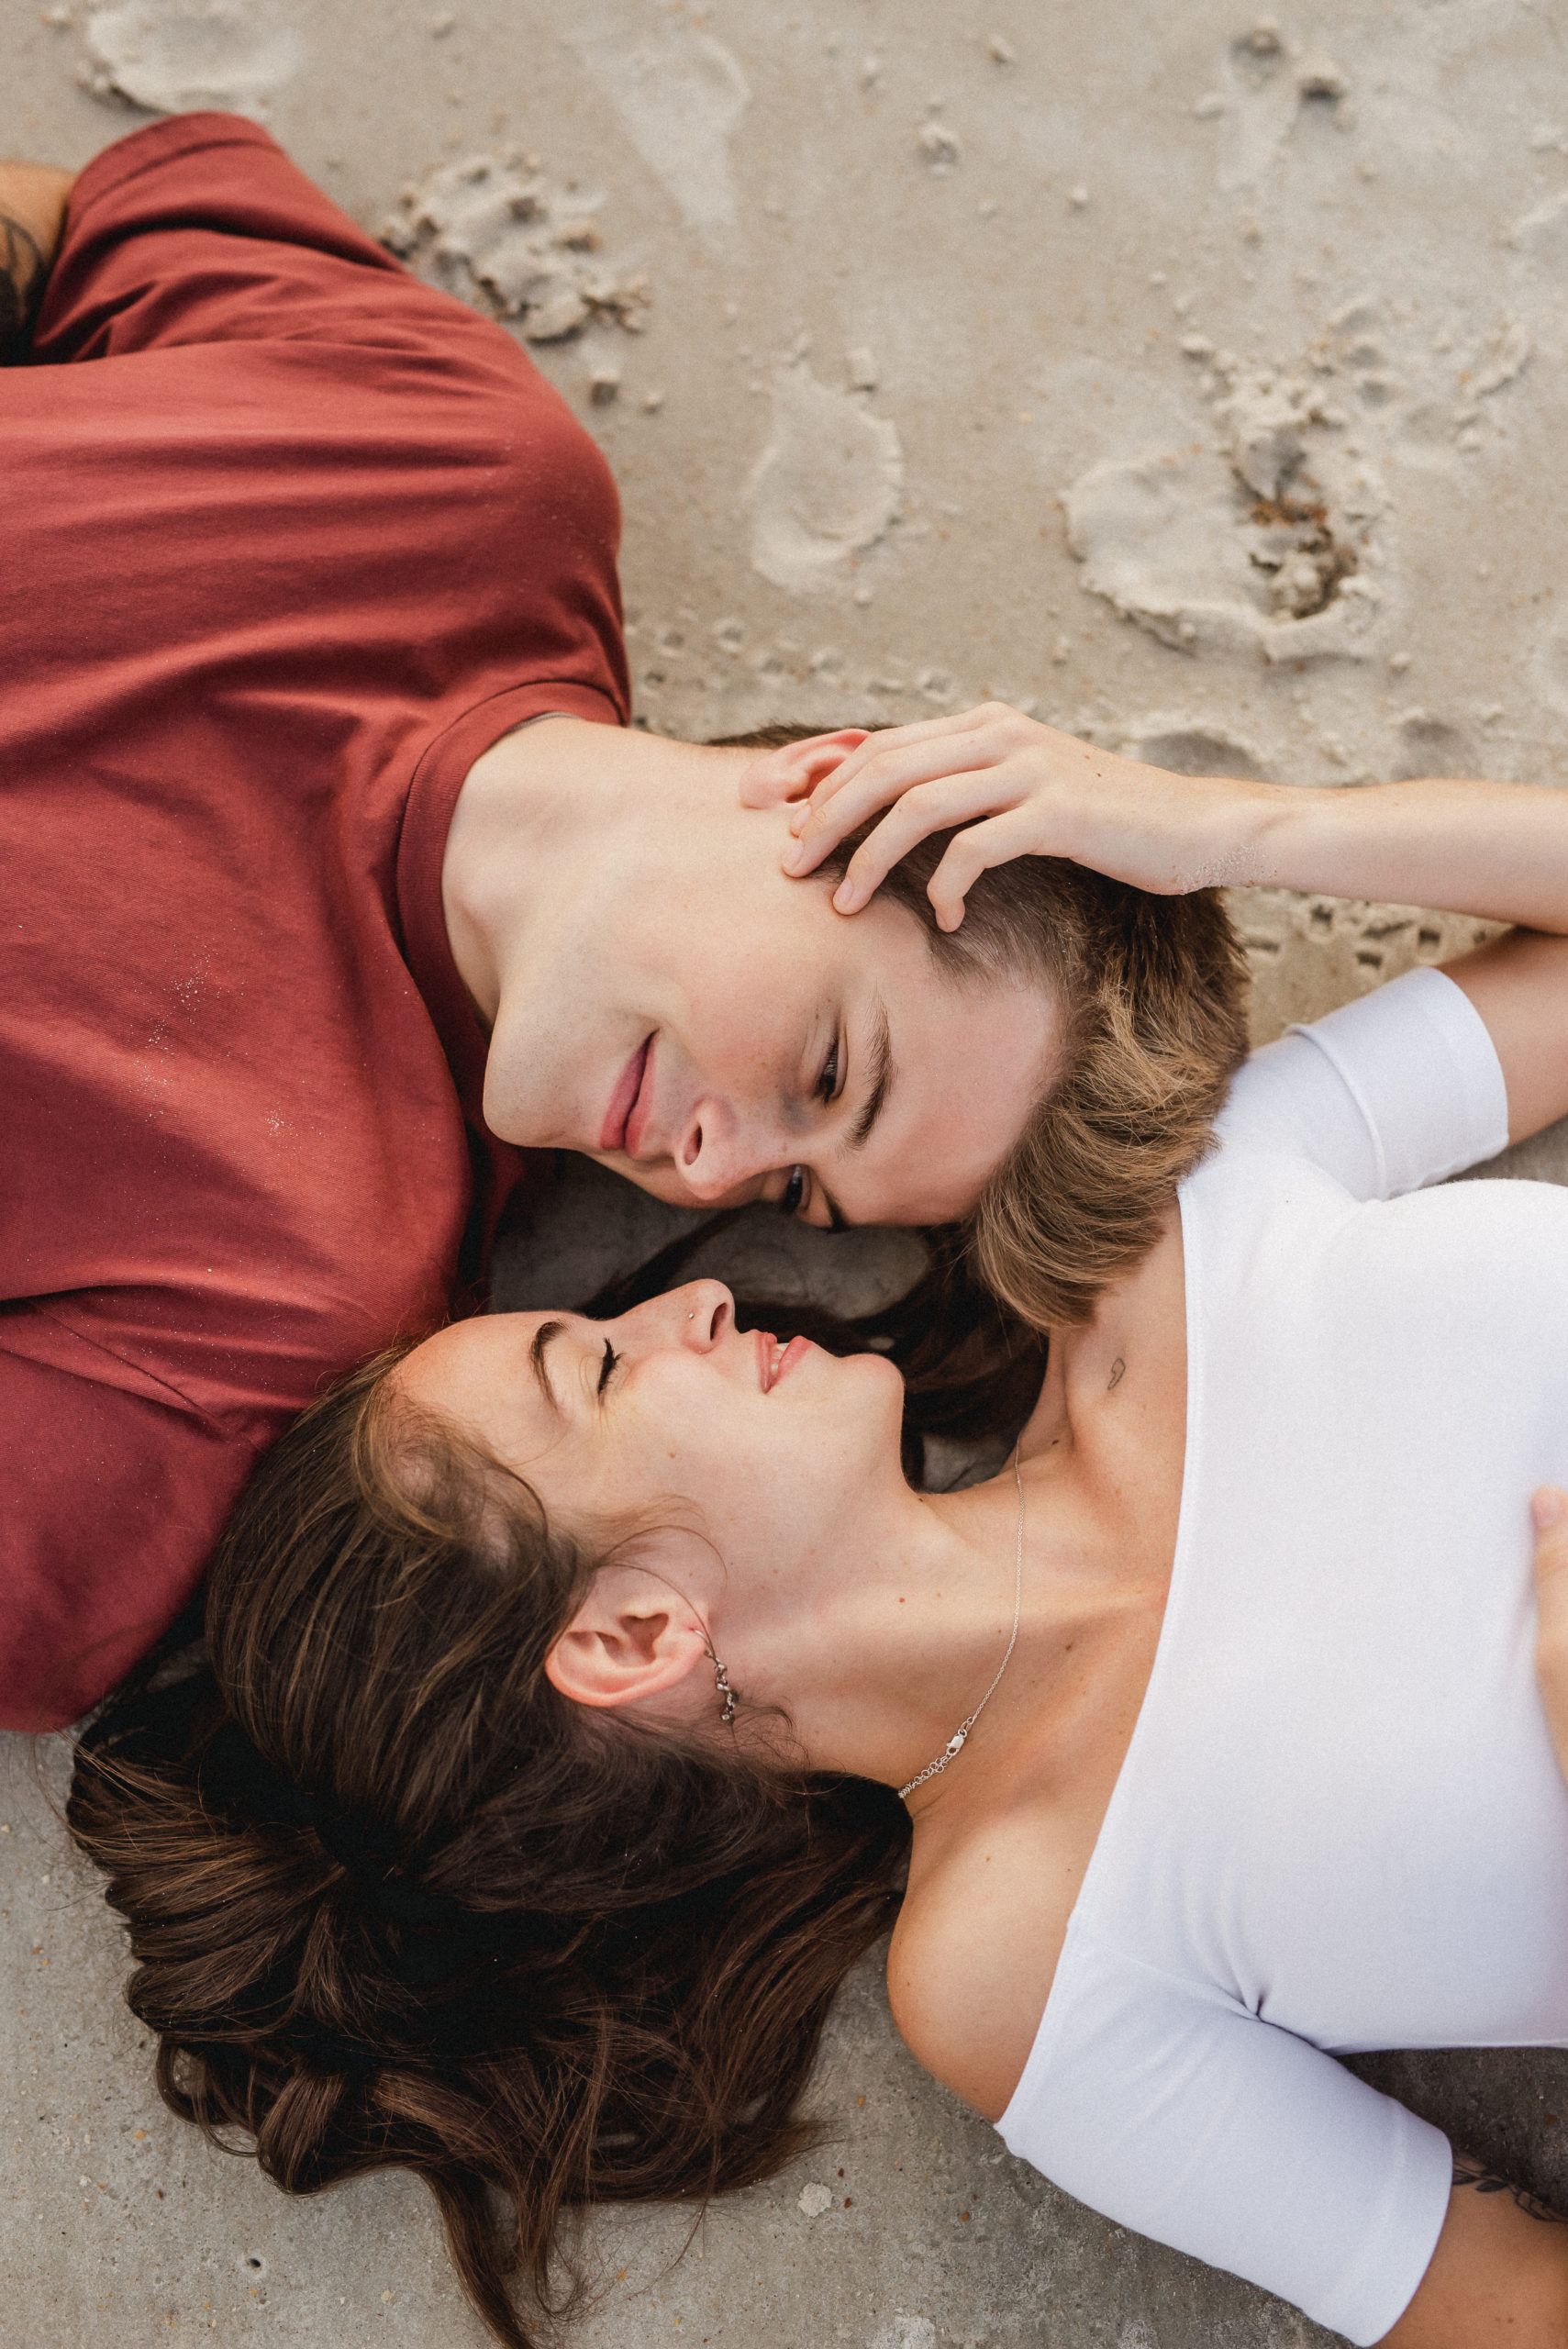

{"left": 5, "top": 2, "right": 1568, "bottom": 2343}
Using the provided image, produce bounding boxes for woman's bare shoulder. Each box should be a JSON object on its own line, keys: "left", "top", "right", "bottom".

{"left": 886, "top": 1805, "right": 1075, "bottom": 2124}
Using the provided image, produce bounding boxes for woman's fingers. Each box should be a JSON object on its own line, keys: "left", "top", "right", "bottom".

{"left": 1532, "top": 1486, "right": 1568, "bottom": 1779}
{"left": 824, "top": 777, "right": 1036, "bottom": 911}
{"left": 736, "top": 727, "right": 871, "bottom": 810}
{"left": 1532, "top": 1486, "right": 1568, "bottom": 1592}
{"left": 785, "top": 707, "right": 1015, "bottom": 853}
{"left": 809, "top": 707, "right": 999, "bottom": 798}
{"left": 787, "top": 751, "right": 1006, "bottom": 881}
{"left": 787, "top": 737, "right": 1012, "bottom": 881}
{"left": 924, "top": 810, "right": 1050, "bottom": 930}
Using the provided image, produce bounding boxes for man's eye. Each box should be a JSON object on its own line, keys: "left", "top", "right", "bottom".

{"left": 596, "top": 1341, "right": 619, "bottom": 1397}
{"left": 816, "top": 1042, "right": 840, "bottom": 1107}
{"left": 779, "top": 1164, "right": 806, "bottom": 1217}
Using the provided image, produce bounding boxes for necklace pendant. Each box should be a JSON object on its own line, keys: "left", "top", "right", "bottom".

{"left": 896, "top": 1443, "right": 1024, "bottom": 1807}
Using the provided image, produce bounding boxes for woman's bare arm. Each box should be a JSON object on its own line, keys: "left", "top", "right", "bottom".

{"left": 753, "top": 706, "right": 1568, "bottom": 936}
{"left": 744, "top": 703, "right": 1568, "bottom": 1146}
{"left": 0, "top": 161, "right": 76, "bottom": 359}
{"left": 1440, "top": 931, "right": 1568, "bottom": 1147}
{"left": 1378, "top": 2159, "right": 1568, "bottom": 2347}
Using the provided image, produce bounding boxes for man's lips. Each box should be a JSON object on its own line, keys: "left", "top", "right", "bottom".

{"left": 600, "top": 1035, "right": 652, "bottom": 1154}
{"left": 754, "top": 1330, "right": 813, "bottom": 1392}
{"left": 624, "top": 1033, "right": 657, "bottom": 1158}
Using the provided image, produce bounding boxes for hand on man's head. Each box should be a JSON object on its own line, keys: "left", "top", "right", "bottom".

{"left": 736, "top": 729, "right": 872, "bottom": 813}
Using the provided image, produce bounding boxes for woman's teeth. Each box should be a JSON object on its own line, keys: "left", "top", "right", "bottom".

{"left": 768, "top": 1340, "right": 785, "bottom": 1390}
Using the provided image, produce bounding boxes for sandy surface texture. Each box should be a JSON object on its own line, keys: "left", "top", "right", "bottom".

{"left": 4, "top": 2, "right": 1568, "bottom": 2344}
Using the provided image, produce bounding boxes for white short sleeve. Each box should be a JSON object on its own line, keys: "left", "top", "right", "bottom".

{"left": 997, "top": 1941, "right": 1453, "bottom": 2345}
{"left": 1217, "top": 966, "right": 1509, "bottom": 1201}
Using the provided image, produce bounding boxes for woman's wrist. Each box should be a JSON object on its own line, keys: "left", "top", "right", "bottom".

{"left": 1239, "top": 776, "right": 1352, "bottom": 896}
{"left": 1143, "top": 767, "right": 1283, "bottom": 895}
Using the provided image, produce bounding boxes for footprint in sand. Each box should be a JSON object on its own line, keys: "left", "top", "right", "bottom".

{"left": 747, "top": 366, "right": 903, "bottom": 596}
{"left": 567, "top": 17, "right": 751, "bottom": 249}
{"left": 82, "top": 0, "right": 302, "bottom": 117}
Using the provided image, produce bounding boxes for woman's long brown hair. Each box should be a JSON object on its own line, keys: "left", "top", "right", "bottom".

{"left": 67, "top": 1287, "right": 1022, "bottom": 2349}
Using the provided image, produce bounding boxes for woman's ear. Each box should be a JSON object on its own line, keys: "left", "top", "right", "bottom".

{"left": 737, "top": 729, "right": 871, "bottom": 810}
{"left": 544, "top": 1562, "right": 712, "bottom": 1714}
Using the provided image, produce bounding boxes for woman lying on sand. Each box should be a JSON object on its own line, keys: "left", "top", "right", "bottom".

{"left": 70, "top": 748, "right": 1568, "bottom": 2349}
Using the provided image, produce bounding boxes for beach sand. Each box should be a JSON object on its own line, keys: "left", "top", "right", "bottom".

{"left": 4, "top": 2, "right": 1567, "bottom": 2341}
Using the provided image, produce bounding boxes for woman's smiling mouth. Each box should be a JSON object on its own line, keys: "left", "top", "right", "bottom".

{"left": 754, "top": 1330, "right": 813, "bottom": 1392}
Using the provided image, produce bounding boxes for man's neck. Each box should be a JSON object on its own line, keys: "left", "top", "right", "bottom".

{"left": 440, "top": 716, "right": 750, "bottom": 1027}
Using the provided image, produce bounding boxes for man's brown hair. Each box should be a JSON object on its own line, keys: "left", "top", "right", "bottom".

{"left": 718, "top": 726, "right": 1251, "bottom": 1327}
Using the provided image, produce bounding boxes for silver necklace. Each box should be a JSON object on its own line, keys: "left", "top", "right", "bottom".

{"left": 898, "top": 1445, "right": 1025, "bottom": 1801}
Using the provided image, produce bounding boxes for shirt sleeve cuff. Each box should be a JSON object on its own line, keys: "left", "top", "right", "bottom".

{"left": 1287, "top": 965, "right": 1510, "bottom": 1197}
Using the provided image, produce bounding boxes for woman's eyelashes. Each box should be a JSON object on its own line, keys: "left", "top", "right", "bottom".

{"left": 816, "top": 1038, "right": 842, "bottom": 1108}
{"left": 596, "top": 1340, "right": 619, "bottom": 1398}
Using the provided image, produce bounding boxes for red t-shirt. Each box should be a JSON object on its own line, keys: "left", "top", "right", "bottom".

{"left": 1, "top": 114, "right": 629, "bottom": 1728}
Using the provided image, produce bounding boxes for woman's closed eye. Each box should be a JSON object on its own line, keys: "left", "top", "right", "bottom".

{"left": 596, "top": 1340, "right": 619, "bottom": 1398}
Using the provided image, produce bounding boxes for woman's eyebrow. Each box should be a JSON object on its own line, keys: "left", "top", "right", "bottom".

{"left": 529, "top": 1319, "right": 566, "bottom": 1417}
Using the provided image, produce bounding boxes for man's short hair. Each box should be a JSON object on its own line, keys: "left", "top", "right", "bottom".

{"left": 717, "top": 725, "right": 1250, "bottom": 1328}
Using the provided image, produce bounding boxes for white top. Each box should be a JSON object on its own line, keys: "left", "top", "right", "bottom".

{"left": 997, "top": 967, "right": 1568, "bottom": 2345}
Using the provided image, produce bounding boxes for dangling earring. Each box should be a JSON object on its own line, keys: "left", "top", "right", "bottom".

{"left": 712, "top": 1654, "right": 738, "bottom": 1726}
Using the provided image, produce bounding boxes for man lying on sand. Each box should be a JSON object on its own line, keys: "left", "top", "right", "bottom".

{"left": 5, "top": 114, "right": 1564, "bottom": 1738}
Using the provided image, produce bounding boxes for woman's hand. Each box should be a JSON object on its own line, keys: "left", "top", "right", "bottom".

{"left": 741, "top": 702, "right": 1568, "bottom": 948}
{"left": 1533, "top": 1487, "right": 1568, "bottom": 1781}
{"left": 740, "top": 704, "right": 1266, "bottom": 930}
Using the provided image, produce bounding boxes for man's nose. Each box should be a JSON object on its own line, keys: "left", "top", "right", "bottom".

{"left": 674, "top": 1096, "right": 784, "bottom": 1204}
{"left": 618, "top": 1281, "right": 734, "bottom": 1352}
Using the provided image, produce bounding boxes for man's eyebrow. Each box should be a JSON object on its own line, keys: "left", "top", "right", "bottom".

{"left": 846, "top": 996, "right": 895, "bottom": 1152}
{"left": 529, "top": 1319, "right": 566, "bottom": 1417}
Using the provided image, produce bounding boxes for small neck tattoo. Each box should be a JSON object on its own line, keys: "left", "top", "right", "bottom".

{"left": 1106, "top": 1356, "right": 1127, "bottom": 1392}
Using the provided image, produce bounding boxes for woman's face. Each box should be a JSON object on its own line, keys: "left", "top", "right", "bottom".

{"left": 395, "top": 1280, "right": 907, "bottom": 1564}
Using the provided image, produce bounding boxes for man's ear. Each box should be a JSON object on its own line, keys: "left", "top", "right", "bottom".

{"left": 544, "top": 1561, "right": 712, "bottom": 1713}
{"left": 737, "top": 729, "right": 871, "bottom": 810}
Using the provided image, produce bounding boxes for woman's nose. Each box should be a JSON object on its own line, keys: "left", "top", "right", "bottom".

{"left": 624, "top": 1280, "right": 734, "bottom": 1352}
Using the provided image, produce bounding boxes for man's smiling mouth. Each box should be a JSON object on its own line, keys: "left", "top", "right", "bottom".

{"left": 599, "top": 1034, "right": 653, "bottom": 1153}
